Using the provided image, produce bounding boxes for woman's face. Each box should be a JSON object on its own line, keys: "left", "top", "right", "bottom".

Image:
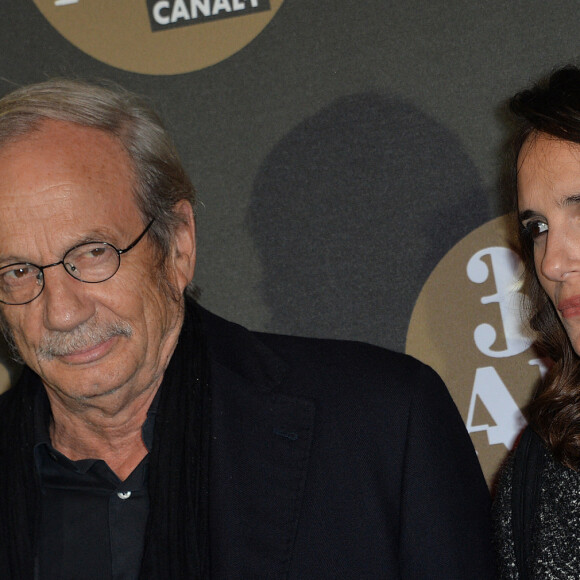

{"left": 518, "top": 133, "right": 580, "bottom": 355}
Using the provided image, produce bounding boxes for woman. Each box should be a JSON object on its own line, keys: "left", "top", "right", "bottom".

{"left": 494, "top": 65, "right": 580, "bottom": 578}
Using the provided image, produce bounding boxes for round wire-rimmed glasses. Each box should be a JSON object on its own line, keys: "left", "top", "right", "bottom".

{"left": 0, "top": 219, "right": 155, "bottom": 305}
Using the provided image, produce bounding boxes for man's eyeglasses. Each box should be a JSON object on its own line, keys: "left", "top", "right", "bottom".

{"left": 0, "top": 219, "right": 155, "bottom": 305}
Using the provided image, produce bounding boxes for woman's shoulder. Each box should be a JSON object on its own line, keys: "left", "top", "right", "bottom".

{"left": 493, "top": 429, "right": 580, "bottom": 578}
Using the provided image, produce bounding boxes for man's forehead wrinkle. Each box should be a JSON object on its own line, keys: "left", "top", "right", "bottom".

{"left": 0, "top": 187, "right": 100, "bottom": 266}
{"left": 0, "top": 220, "right": 73, "bottom": 265}
{"left": 0, "top": 120, "right": 131, "bottom": 183}
{"left": 0, "top": 209, "right": 117, "bottom": 251}
{"left": 0, "top": 186, "right": 76, "bottom": 224}
{"left": 3, "top": 182, "right": 75, "bottom": 205}
{"left": 0, "top": 125, "right": 137, "bottom": 241}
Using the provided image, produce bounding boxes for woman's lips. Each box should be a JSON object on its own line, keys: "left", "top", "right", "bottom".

{"left": 558, "top": 296, "right": 580, "bottom": 319}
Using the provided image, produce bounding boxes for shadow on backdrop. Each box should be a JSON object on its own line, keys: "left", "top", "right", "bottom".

{"left": 248, "top": 92, "right": 491, "bottom": 352}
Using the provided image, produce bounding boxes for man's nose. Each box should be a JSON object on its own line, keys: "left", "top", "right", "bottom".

{"left": 40, "top": 265, "right": 95, "bottom": 332}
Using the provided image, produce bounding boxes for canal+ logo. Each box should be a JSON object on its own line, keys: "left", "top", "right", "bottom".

{"left": 406, "top": 216, "right": 546, "bottom": 486}
{"left": 148, "top": 0, "right": 271, "bottom": 32}
{"left": 33, "top": 0, "right": 284, "bottom": 75}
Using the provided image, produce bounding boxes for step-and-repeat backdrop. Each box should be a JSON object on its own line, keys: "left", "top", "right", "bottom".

{"left": 0, "top": 0, "right": 578, "bottom": 485}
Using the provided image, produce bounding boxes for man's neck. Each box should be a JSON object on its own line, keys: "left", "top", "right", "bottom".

{"left": 47, "top": 382, "right": 160, "bottom": 481}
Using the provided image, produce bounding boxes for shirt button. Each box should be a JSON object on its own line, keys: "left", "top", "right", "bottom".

{"left": 117, "top": 491, "right": 132, "bottom": 500}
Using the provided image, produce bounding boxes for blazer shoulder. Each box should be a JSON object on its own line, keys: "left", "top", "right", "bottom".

{"left": 255, "top": 329, "right": 449, "bottom": 409}
{"left": 199, "top": 304, "right": 447, "bottom": 405}
{"left": 259, "top": 329, "right": 433, "bottom": 376}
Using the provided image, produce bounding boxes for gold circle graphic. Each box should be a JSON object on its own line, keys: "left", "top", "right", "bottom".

{"left": 406, "top": 216, "right": 543, "bottom": 486}
{"left": 33, "top": 0, "right": 285, "bottom": 75}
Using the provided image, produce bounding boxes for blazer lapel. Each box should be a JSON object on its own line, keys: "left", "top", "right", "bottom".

{"left": 209, "top": 358, "right": 316, "bottom": 579}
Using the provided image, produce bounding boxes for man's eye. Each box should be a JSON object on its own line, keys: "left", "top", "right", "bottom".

{"left": 74, "top": 244, "right": 109, "bottom": 262}
{"left": 1, "top": 266, "right": 37, "bottom": 285}
{"left": 524, "top": 220, "right": 548, "bottom": 239}
{"left": 87, "top": 246, "right": 107, "bottom": 259}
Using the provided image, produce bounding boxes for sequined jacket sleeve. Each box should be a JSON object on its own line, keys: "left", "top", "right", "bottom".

{"left": 492, "top": 454, "right": 519, "bottom": 579}
{"left": 493, "top": 444, "right": 580, "bottom": 579}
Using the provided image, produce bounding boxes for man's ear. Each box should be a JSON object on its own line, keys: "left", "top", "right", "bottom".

{"left": 170, "top": 200, "right": 196, "bottom": 294}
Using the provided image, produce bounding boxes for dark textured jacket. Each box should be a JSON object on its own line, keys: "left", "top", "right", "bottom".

{"left": 494, "top": 441, "right": 580, "bottom": 579}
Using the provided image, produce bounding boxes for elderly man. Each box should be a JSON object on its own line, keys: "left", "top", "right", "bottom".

{"left": 0, "top": 80, "right": 493, "bottom": 579}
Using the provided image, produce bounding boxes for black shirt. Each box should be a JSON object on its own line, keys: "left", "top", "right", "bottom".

{"left": 33, "top": 389, "right": 157, "bottom": 580}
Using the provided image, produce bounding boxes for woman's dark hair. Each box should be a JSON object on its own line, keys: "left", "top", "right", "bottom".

{"left": 510, "top": 65, "right": 580, "bottom": 469}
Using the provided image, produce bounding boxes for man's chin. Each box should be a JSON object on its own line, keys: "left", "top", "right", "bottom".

{"left": 42, "top": 374, "right": 127, "bottom": 406}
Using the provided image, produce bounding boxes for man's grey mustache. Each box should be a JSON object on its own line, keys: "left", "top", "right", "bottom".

{"left": 37, "top": 319, "right": 133, "bottom": 360}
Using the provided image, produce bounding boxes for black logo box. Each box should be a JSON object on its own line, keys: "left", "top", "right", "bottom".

{"left": 147, "top": 0, "right": 272, "bottom": 32}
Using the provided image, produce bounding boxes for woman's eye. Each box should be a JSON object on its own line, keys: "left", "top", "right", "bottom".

{"left": 524, "top": 220, "right": 548, "bottom": 239}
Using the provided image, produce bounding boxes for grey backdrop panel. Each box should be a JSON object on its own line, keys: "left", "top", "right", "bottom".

{"left": 0, "top": 1, "right": 577, "bottom": 364}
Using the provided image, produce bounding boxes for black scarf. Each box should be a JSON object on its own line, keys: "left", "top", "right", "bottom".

{"left": 0, "top": 298, "right": 211, "bottom": 579}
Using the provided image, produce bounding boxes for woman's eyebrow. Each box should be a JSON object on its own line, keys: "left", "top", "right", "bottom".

{"left": 519, "top": 193, "right": 580, "bottom": 222}
{"left": 518, "top": 209, "right": 539, "bottom": 223}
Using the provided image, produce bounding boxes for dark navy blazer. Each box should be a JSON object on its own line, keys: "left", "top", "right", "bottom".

{"left": 202, "top": 309, "right": 495, "bottom": 579}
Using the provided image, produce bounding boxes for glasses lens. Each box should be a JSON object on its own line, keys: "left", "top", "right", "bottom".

{"left": 64, "top": 242, "right": 120, "bottom": 282}
{"left": 0, "top": 264, "right": 42, "bottom": 305}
